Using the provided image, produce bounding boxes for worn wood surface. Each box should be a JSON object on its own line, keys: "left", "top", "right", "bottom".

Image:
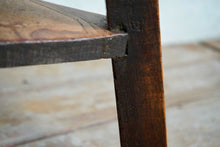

{"left": 33, "top": 0, "right": 108, "bottom": 29}
{"left": 0, "top": 60, "right": 118, "bottom": 147}
{"left": 0, "top": 41, "right": 220, "bottom": 146}
{"left": 0, "top": 0, "right": 111, "bottom": 42}
{"left": 16, "top": 93, "right": 220, "bottom": 147}
{"left": 0, "top": 34, "right": 127, "bottom": 67}
{"left": 106, "top": 0, "right": 167, "bottom": 146}
{"left": 0, "top": 0, "right": 128, "bottom": 67}
{"left": 163, "top": 44, "right": 220, "bottom": 107}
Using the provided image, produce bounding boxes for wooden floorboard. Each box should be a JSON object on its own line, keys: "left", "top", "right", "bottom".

{"left": 0, "top": 60, "right": 117, "bottom": 147}
{"left": 162, "top": 43, "right": 220, "bottom": 68}
{"left": 0, "top": 40, "right": 219, "bottom": 147}
{"left": 16, "top": 92, "right": 220, "bottom": 147}
{"left": 201, "top": 39, "right": 220, "bottom": 52}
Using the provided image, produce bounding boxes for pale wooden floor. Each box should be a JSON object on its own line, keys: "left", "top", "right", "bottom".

{"left": 0, "top": 40, "right": 219, "bottom": 147}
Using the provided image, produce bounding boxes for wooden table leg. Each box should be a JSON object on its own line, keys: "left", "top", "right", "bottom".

{"left": 106, "top": 0, "right": 167, "bottom": 146}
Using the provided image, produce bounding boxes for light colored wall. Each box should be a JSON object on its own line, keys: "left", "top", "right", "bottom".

{"left": 159, "top": 0, "right": 220, "bottom": 44}
{"left": 44, "top": 0, "right": 220, "bottom": 45}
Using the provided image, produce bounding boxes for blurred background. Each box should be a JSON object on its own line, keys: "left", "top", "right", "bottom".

{"left": 0, "top": 0, "right": 219, "bottom": 147}
{"left": 42, "top": 0, "right": 220, "bottom": 45}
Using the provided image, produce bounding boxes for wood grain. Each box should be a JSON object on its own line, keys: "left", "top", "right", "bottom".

{"left": 33, "top": 0, "right": 108, "bottom": 29}
{"left": 0, "top": 0, "right": 112, "bottom": 42}
{"left": 0, "top": 0, "right": 128, "bottom": 67}
{"left": 0, "top": 42, "right": 220, "bottom": 146}
{"left": 106, "top": 0, "right": 167, "bottom": 146}
{"left": 0, "top": 34, "right": 127, "bottom": 67}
